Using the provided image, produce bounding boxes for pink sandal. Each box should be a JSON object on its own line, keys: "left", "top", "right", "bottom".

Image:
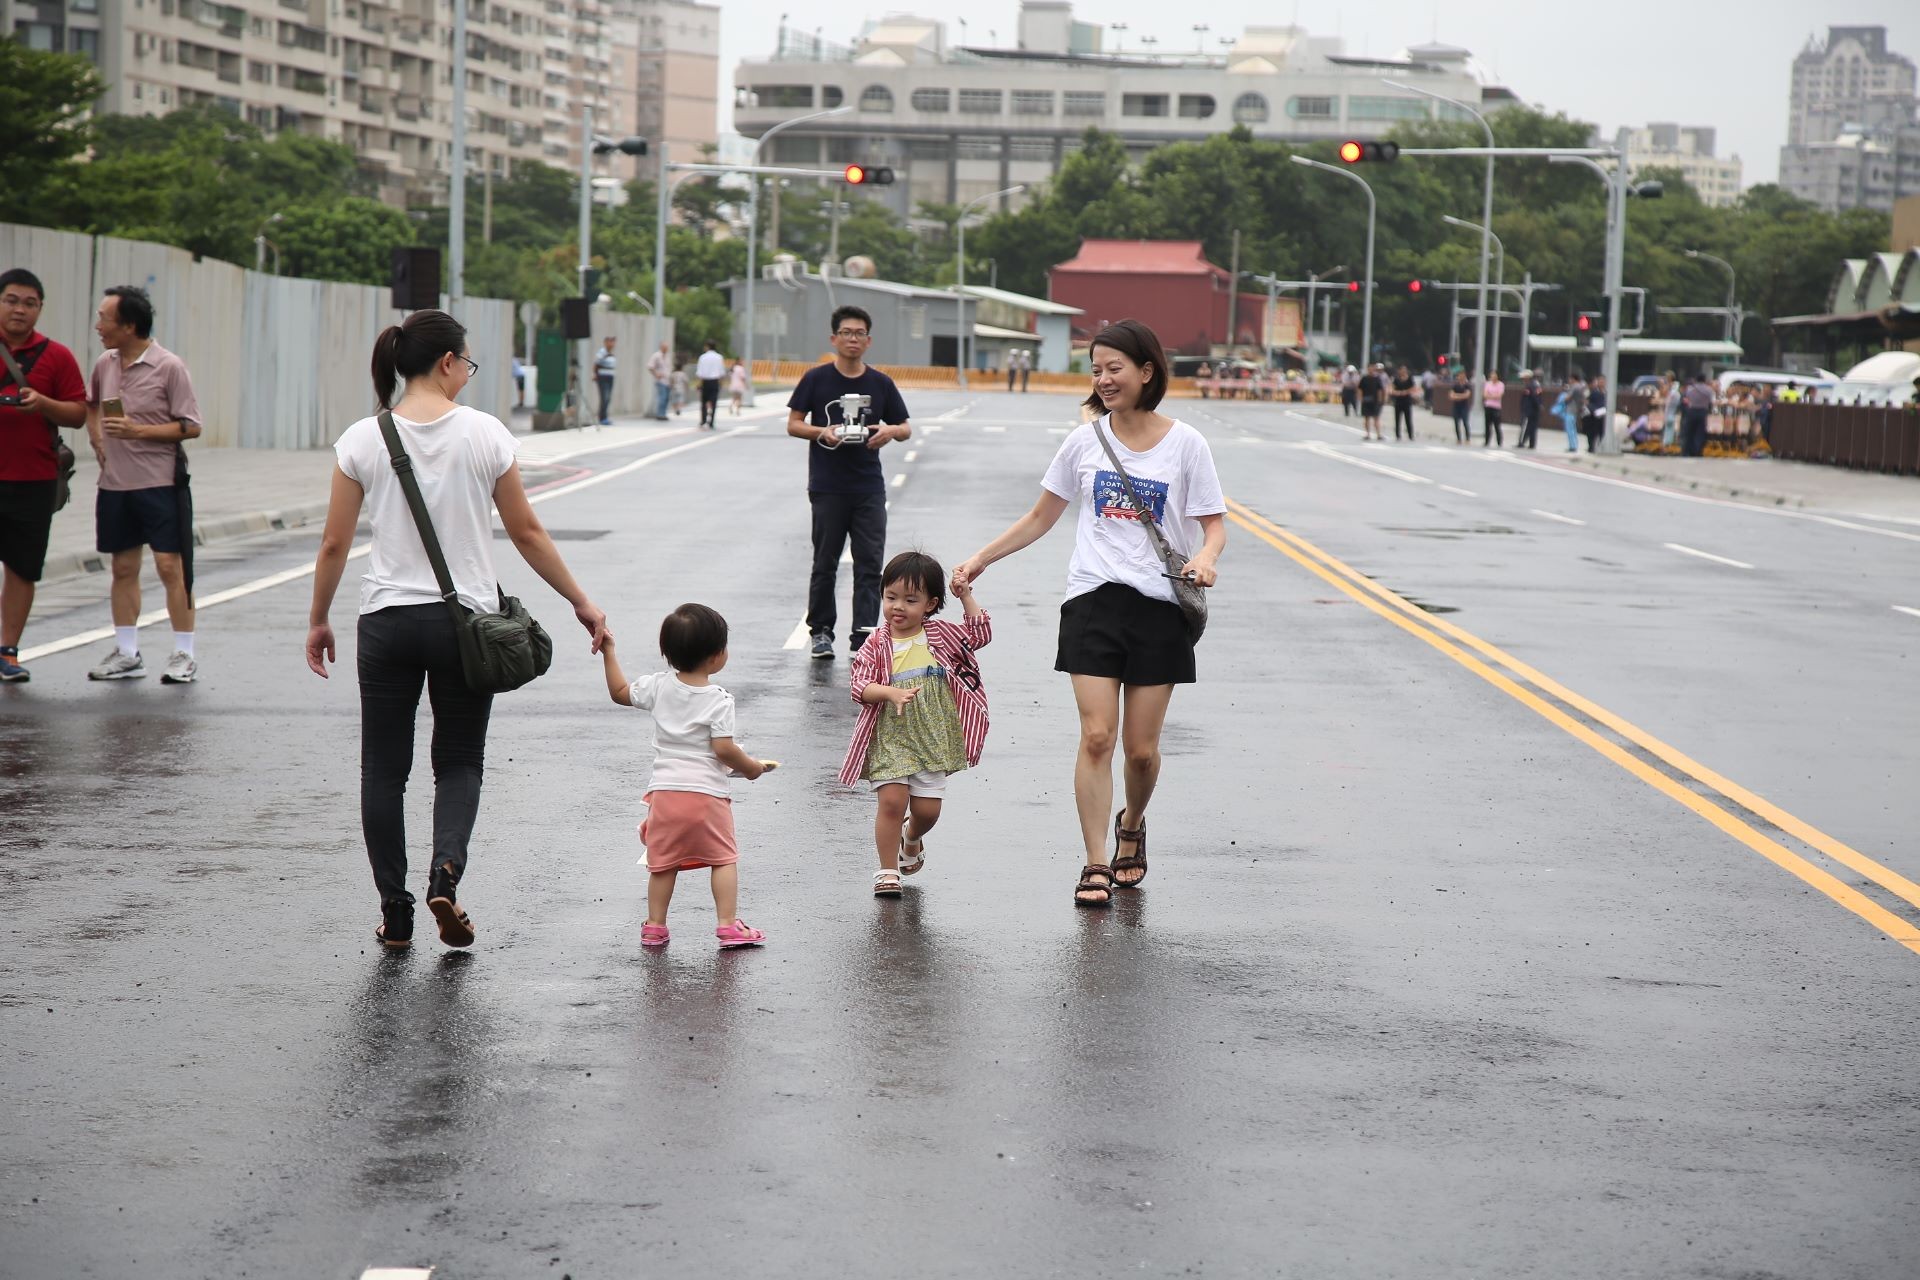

{"left": 715, "top": 919, "right": 766, "bottom": 949}
{"left": 641, "top": 923, "right": 670, "bottom": 948}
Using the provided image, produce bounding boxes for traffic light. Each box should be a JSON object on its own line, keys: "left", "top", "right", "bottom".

{"left": 1406, "top": 279, "right": 1424, "bottom": 294}
{"left": 1337, "top": 140, "right": 1400, "bottom": 164}
{"left": 1576, "top": 313, "right": 1594, "bottom": 333}
{"left": 1347, "top": 280, "right": 1361, "bottom": 293}
{"left": 1436, "top": 354, "right": 1448, "bottom": 367}
{"left": 844, "top": 164, "right": 895, "bottom": 186}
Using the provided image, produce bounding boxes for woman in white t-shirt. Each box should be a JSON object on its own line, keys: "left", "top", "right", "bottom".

{"left": 953, "top": 319, "right": 1225, "bottom": 908}
{"left": 304, "top": 309, "right": 612, "bottom": 952}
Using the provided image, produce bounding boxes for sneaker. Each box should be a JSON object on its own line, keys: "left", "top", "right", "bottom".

{"left": 87, "top": 648, "right": 146, "bottom": 680}
{"left": 715, "top": 919, "right": 765, "bottom": 949}
{"left": 425, "top": 860, "right": 476, "bottom": 948}
{"left": 0, "top": 648, "right": 28, "bottom": 683}
{"left": 809, "top": 632, "right": 834, "bottom": 660}
{"left": 849, "top": 629, "right": 873, "bottom": 655}
{"left": 377, "top": 899, "right": 414, "bottom": 949}
{"left": 160, "top": 651, "right": 198, "bottom": 684}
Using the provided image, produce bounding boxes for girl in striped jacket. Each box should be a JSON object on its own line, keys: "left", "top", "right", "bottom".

{"left": 838, "top": 551, "right": 992, "bottom": 897}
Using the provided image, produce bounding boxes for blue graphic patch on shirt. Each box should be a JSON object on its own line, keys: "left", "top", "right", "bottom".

{"left": 1094, "top": 470, "right": 1169, "bottom": 523}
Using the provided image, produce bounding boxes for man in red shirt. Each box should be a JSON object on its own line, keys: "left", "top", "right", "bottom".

{"left": 0, "top": 268, "right": 89, "bottom": 682}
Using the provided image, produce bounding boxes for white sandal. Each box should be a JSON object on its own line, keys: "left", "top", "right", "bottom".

{"left": 872, "top": 869, "right": 903, "bottom": 898}
{"left": 898, "top": 818, "right": 926, "bottom": 876}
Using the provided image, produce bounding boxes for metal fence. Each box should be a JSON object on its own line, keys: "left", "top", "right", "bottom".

{"left": 1770, "top": 402, "right": 1920, "bottom": 476}
{"left": 1, "top": 221, "right": 515, "bottom": 447}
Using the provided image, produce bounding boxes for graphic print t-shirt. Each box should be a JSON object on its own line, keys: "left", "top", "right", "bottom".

{"left": 1041, "top": 418, "right": 1224, "bottom": 606}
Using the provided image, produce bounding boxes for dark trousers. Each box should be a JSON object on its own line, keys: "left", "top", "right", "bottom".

{"left": 699, "top": 377, "right": 721, "bottom": 427}
{"left": 1341, "top": 388, "right": 1356, "bottom": 416}
{"left": 1392, "top": 399, "right": 1415, "bottom": 439}
{"left": 595, "top": 374, "right": 613, "bottom": 421}
{"left": 1681, "top": 409, "right": 1709, "bottom": 457}
{"left": 1583, "top": 415, "right": 1603, "bottom": 451}
{"left": 1483, "top": 405, "right": 1504, "bottom": 446}
{"left": 808, "top": 491, "right": 886, "bottom": 645}
{"left": 358, "top": 604, "right": 493, "bottom": 906}
{"left": 1518, "top": 406, "right": 1539, "bottom": 448}
{"left": 1451, "top": 405, "right": 1471, "bottom": 443}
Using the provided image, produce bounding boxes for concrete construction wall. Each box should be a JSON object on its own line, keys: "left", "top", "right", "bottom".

{"left": 0, "top": 222, "right": 516, "bottom": 448}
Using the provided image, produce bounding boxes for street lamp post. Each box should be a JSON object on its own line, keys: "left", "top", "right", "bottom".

{"left": 742, "top": 103, "right": 853, "bottom": 405}
{"left": 1292, "top": 155, "right": 1375, "bottom": 370}
{"left": 954, "top": 185, "right": 1024, "bottom": 389}
{"left": 449, "top": 0, "right": 467, "bottom": 312}
{"left": 1684, "top": 248, "right": 1738, "bottom": 344}
{"left": 1443, "top": 215, "right": 1505, "bottom": 375}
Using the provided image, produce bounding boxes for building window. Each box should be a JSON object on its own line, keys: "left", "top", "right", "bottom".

{"left": 956, "top": 136, "right": 999, "bottom": 159}
{"left": 1345, "top": 95, "right": 1427, "bottom": 122}
{"left": 957, "top": 88, "right": 1002, "bottom": 114}
{"left": 1063, "top": 91, "right": 1105, "bottom": 118}
{"left": 1011, "top": 89, "right": 1053, "bottom": 116}
{"left": 1177, "top": 94, "right": 1214, "bottom": 119}
{"left": 910, "top": 87, "right": 950, "bottom": 113}
{"left": 860, "top": 84, "right": 893, "bottom": 112}
{"left": 1008, "top": 137, "right": 1053, "bottom": 161}
{"left": 749, "top": 84, "right": 814, "bottom": 109}
{"left": 1121, "top": 93, "right": 1168, "bottom": 118}
{"left": 70, "top": 27, "right": 100, "bottom": 59}
{"left": 1286, "top": 96, "right": 1336, "bottom": 119}
{"left": 1232, "top": 92, "right": 1268, "bottom": 124}
{"left": 906, "top": 137, "right": 949, "bottom": 159}
{"left": 822, "top": 85, "right": 843, "bottom": 108}
{"left": 18, "top": 22, "right": 57, "bottom": 51}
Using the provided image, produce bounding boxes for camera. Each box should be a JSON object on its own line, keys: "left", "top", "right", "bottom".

{"left": 827, "top": 392, "right": 872, "bottom": 444}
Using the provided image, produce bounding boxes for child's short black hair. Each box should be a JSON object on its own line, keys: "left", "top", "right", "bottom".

{"left": 659, "top": 603, "right": 728, "bottom": 671}
{"left": 882, "top": 550, "right": 945, "bottom": 615}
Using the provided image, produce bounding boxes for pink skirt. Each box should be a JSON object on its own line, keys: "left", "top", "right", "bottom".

{"left": 639, "top": 790, "right": 739, "bottom": 874}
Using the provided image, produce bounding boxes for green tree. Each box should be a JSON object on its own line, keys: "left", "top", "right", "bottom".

{"left": 0, "top": 43, "right": 103, "bottom": 226}
{"left": 274, "top": 197, "right": 422, "bottom": 285}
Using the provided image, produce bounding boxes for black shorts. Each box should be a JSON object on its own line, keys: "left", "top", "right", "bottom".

{"left": 1056, "top": 582, "right": 1196, "bottom": 686}
{"left": 1360, "top": 398, "right": 1381, "bottom": 416}
{"left": 97, "top": 484, "right": 185, "bottom": 555}
{"left": 0, "top": 479, "right": 58, "bottom": 582}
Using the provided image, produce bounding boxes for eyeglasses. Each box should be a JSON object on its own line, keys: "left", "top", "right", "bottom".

{"left": 833, "top": 329, "right": 870, "bottom": 339}
{"left": 458, "top": 355, "right": 479, "bottom": 376}
{"left": 0, "top": 295, "right": 42, "bottom": 310}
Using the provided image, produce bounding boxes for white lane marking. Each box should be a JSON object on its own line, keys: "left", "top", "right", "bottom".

{"left": 360, "top": 1270, "right": 433, "bottom": 1280}
{"left": 1236, "top": 436, "right": 1264, "bottom": 444}
{"left": 1531, "top": 508, "right": 1587, "bottom": 526}
{"left": 1047, "top": 427, "right": 1069, "bottom": 435}
{"left": 840, "top": 547, "right": 853, "bottom": 564}
{"left": 1302, "top": 441, "right": 1432, "bottom": 485}
{"left": 1894, "top": 605, "right": 1920, "bottom": 620}
{"left": 983, "top": 426, "right": 1006, "bottom": 434}
{"left": 1284, "top": 408, "right": 1363, "bottom": 437}
{"left": 1439, "top": 484, "right": 1479, "bottom": 497}
{"left": 933, "top": 403, "right": 973, "bottom": 420}
{"left": 903, "top": 450, "right": 918, "bottom": 463}
{"left": 890, "top": 473, "right": 906, "bottom": 488}
{"left": 20, "top": 428, "right": 751, "bottom": 665}
{"left": 1665, "top": 542, "right": 1754, "bottom": 570}
{"left": 1425, "top": 446, "right": 1453, "bottom": 454}
{"left": 783, "top": 618, "right": 813, "bottom": 649}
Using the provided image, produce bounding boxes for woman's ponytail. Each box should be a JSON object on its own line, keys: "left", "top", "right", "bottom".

{"left": 371, "top": 325, "right": 405, "bottom": 410}
{"left": 369, "top": 309, "right": 468, "bottom": 411}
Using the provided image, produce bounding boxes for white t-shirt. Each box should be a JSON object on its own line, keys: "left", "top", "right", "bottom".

{"left": 626, "top": 671, "right": 738, "bottom": 798}
{"left": 695, "top": 350, "right": 726, "bottom": 380}
{"left": 334, "top": 405, "right": 518, "bottom": 616}
{"left": 1041, "top": 417, "right": 1225, "bottom": 605}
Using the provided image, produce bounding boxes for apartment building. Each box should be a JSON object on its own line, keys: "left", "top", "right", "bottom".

{"left": 609, "top": 0, "right": 718, "bottom": 172}
{"left": 731, "top": 0, "right": 1511, "bottom": 217}
{"left": 6, "top": 0, "right": 720, "bottom": 205}
{"left": 1779, "top": 26, "right": 1920, "bottom": 213}
{"left": 1623, "top": 124, "right": 1742, "bottom": 208}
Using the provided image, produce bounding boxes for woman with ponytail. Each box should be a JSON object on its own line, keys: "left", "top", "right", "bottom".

{"left": 305, "top": 309, "right": 612, "bottom": 951}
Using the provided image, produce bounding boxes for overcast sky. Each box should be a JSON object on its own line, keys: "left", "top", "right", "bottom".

{"left": 715, "top": 1, "right": 1920, "bottom": 186}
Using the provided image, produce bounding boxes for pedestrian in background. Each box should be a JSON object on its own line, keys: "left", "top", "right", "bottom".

{"left": 1006, "top": 353, "right": 1018, "bottom": 393}
{"left": 1680, "top": 372, "right": 1714, "bottom": 457}
{"left": 594, "top": 336, "right": 616, "bottom": 426}
{"left": 1358, "top": 362, "right": 1384, "bottom": 441}
{"left": 85, "top": 285, "right": 202, "bottom": 685}
{"left": 1661, "top": 371, "right": 1683, "bottom": 450}
{"left": 953, "top": 319, "right": 1225, "bottom": 909}
{"left": 0, "top": 267, "right": 88, "bottom": 683}
{"left": 646, "top": 340, "right": 671, "bottom": 420}
{"left": 841, "top": 551, "right": 992, "bottom": 899}
{"left": 602, "top": 604, "right": 774, "bottom": 950}
{"left": 1389, "top": 364, "right": 1417, "bottom": 441}
{"left": 1340, "top": 365, "right": 1358, "bottom": 417}
{"left": 669, "top": 359, "right": 688, "bottom": 417}
{"left": 786, "top": 305, "right": 912, "bottom": 661}
{"left": 1448, "top": 370, "right": 1472, "bottom": 444}
{"left": 1553, "top": 374, "right": 1585, "bottom": 451}
{"left": 695, "top": 339, "right": 724, "bottom": 430}
{"left": 1019, "top": 348, "right": 1033, "bottom": 393}
{"left": 1583, "top": 375, "right": 1608, "bottom": 453}
{"left": 306, "top": 308, "right": 611, "bottom": 951}
{"left": 1481, "top": 370, "right": 1506, "bottom": 447}
{"left": 728, "top": 358, "right": 747, "bottom": 416}
{"left": 1517, "top": 369, "right": 1541, "bottom": 449}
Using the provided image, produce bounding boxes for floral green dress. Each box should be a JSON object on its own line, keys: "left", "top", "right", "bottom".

{"left": 862, "top": 631, "right": 967, "bottom": 781}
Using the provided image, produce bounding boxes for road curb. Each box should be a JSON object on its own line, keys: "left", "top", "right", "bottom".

{"left": 40, "top": 499, "right": 334, "bottom": 586}
{"left": 1549, "top": 453, "right": 1807, "bottom": 508}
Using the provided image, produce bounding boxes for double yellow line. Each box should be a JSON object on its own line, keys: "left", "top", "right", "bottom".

{"left": 1224, "top": 496, "right": 1920, "bottom": 957}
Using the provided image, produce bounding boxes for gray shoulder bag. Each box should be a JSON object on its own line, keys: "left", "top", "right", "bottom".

{"left": 378, "top": 411, "right": 552, "bottom": 693}
{"left": 1092, "top": 415, "right": 1208, "bottom": 643}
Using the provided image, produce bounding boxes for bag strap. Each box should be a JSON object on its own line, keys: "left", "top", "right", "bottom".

{"left": 1092, "top": 414, "right": 1185, "bottom": 579}
{"left": 376, "top": 410, "right": 464, "bottom": 615}
{"left": 0, "top": 340, "right": 64, "bottom": 451}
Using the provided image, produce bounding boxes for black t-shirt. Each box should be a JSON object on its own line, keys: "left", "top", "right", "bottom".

{"left": 1358, "top": 373, "right": 1383, "bottom": 399}
{"left": 788, "top": 363, "right": 911, "bottom": 495}
{"left": 1390, "top": 375, "right": 1414, "bottom": 397}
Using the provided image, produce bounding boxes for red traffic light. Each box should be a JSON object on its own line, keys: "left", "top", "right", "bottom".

{"left": 1337, "top": 140, "right": 1400, "bottom": 164}
{"left": 1576, "top": 314, "right": 1593, "bottom": 332}
{"left": 1437, "top": 355, "right": 1448, "bottom": 366}
{"left": 1347, "top": 280, "right": 1361, "bottom": 293}
{"left": 1407, "top": 279, "right": 1424, "bottom": 294}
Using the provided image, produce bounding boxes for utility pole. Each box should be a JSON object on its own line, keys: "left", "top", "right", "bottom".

{"left": 576, "top": 104, "right": 594, "bottom": 430}
{"left": 1292, "top": 155, "right": 1376, "bottom": 371}
{"left": 1226, "top": 228, "right": 1241, "bottom": 353}
{"left": 742, "top": 104, "right": 853, "bottom": 406}
{"left": 448, "top": 0, "right": 467, "bottom": 312}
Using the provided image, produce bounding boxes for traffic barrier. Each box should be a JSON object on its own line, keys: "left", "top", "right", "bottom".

{"left": 1770, "top": 402, "right": 1920, "bottom": 475}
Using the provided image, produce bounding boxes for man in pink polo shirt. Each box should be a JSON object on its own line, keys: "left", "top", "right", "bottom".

{"left": 85, "top": 285, "right": 203, "bottom": 684}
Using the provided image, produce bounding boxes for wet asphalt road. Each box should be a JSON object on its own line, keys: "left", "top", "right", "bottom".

{"left": 4, "top": 392, "right": 1919, "bottom": 1279}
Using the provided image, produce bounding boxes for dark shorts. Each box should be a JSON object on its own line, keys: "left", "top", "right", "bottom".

{"left": 97, "top": 484, "right": 186, "bottom": 555}
{"left": 1056, "top": 582, "right": 1196, "bottom": 686}
{"left": 0, "top": 479, "right": 58, "bottom": 581}
{"left": 1360, "top": 398, "right": 1381, "bottom": 416}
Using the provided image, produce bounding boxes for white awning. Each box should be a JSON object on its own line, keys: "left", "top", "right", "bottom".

{"left": 1528, "top": 336, "right": 1744, "bottom": 357}
{"left": 973, "top": 322, "right": 1039, "bottom": 342}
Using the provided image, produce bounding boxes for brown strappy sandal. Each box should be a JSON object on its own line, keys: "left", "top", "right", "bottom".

{"left": 1110, "top": 810, "right": 1148, "bottom": 888}
{"left": 1074, "top": 863, "right": 1115, "bottom": 908}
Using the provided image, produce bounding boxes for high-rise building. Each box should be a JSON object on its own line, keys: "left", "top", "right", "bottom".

{"left": 731, "top": 0, "right": 1512, "bottom": 218}
{"left": 1624, "top": 124, "right": 1742, "bottom": 207}
{"left": 1780, "top": 25, "right": 1920, "bottom": 214}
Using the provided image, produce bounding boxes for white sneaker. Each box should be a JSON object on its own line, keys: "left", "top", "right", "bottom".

{"left": 160, "top": 651, "right": 198, "bottom": 684}
{"left": 87, "top": 648, "right": 146, "bottom": 680}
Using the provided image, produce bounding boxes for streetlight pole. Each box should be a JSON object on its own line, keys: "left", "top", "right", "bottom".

{"left": 1685, "top": 248, "right": 1738, "bottom": 344}
{"left": 742, "top": 103, "right": 853, "bottom": 405}
{"left": 954, "top": 184, "right": 1024, "bottom": 389}
{"left": 1550, "top": 133, "right": 1648, "bottom": 454}
{"left": 1293, "top": 156, "right": 1375, "bottom": 370}
{"left": 575, "top": 104, "right": 595, "bottom": 429}
{"left": 1443, "top": 215, "right": 1505, "bottom": 375}
{"left": 448, "top": 0, "right": 467, "bottom": 312}
{"left": 1384, "top": 79, "right": 1493, "bottom": 404}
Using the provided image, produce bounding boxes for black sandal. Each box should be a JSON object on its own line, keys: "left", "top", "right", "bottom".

{"left": 1111, "top": 811, "right": 1148, "bottom": 888}
{"left": 1074, "top": 863, "right": 1115, "bottom": 908}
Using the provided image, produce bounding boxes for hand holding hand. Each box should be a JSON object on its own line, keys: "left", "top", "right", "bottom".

{"left": 950, "top": 557, "right": 985, "bottom": 595}
{"left": 305, "top": 623, "right": 336, "bottom": 678}
{"left": 575, "top": 601, "right": 611, "bottom": 654}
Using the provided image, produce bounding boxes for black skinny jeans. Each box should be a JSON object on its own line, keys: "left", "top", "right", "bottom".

{"left": 1451, "top": 403, "right": 1471, "bottom": 443}
{"left": 807, "top": 490, "right": 886, "bottom": 643}
{"left": 1392, "top": 398, "right": 1415, "bottom": 438}
{"left": 358, "top": 603, "right": 493, "bottom": 905}
{"left": 1518, "top": 405, "right": 1539, "bottom": 448}
{"left": 1483, "top": 405, "right": 1504, "bottom": 446}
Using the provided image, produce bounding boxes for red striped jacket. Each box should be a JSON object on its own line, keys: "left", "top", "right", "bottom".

{"left": 838, "top": 613, "right": 993, "bottom": 788}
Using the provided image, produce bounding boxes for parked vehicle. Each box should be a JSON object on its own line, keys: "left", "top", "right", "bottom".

{"left": 1828, "top": 352, "right": 1920, "bottom": 406}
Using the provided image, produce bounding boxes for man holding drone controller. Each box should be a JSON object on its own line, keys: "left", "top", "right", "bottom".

{"left": 785, "top": 305, "right": 912, "bottom": 661}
